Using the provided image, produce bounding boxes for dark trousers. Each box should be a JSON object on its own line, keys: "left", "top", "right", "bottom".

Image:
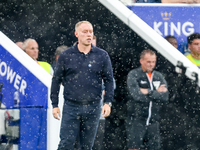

{"left": 126, "top": 119, "right": 161, "bottom": 150}
{"left": 58, "top": 100, "right": 101, "bottom": 150}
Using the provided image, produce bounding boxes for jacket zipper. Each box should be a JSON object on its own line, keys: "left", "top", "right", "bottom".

{"left": 146, "top": 72, "right": 154, "bottom": 126}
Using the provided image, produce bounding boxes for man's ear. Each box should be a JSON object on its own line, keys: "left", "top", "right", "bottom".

{"left": 140, "top": 59, "right": 142, "bottom": 65}
{"left": 188, "top": 43, "right": 191, "bottom": 50}
{"left": 75, "top": 31, "right": 78, "bottom": 38}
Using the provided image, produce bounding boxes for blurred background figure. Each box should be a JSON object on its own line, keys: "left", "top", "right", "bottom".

{"left": 186, "top": 33, "right": 200, "bottom": 68}
{"left": 15, "top": 42, "right": 24, "bottom": 50}
{"left": 162, "top": 0, "right": 200, "bottom": 3}
{"left": 165, "top": 35, "right": 190, "bottom": 56}
{"left": 165, "top": 35, "right": 178, "bottom": 49}
{"left": 51, "top": 45, "right": 68, "bottom": 70}
{"left": 23, "top": 38, "right": 54, "bottom": 75}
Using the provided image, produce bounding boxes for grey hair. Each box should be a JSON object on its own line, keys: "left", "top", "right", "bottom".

{"left": 22, "top": 38, "right": 37, "bottom": 51}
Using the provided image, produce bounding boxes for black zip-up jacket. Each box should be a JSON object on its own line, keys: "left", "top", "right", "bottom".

{"left": 51, "top": 44, "right": 114, "bottom": 108}
{"left": 127, "top": 67, "right": 169, "bottom": 124}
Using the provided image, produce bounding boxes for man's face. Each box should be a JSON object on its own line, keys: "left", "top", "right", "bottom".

{"left": 168, "top": 38, "right": 178, "bottom": 49}
{"left": 25, "top": 41, "right": 39, "bottom": 60}
{"left": 75, "top": 23, "right": 93, "bottom": 46}
{"left": 188, "top": 39, "right": 200, "bottom": 55}
{"left": 140, "top": 53, "right": 156, "bottom": 73}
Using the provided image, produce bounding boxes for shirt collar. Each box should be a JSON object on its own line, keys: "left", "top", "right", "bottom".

{"left": 74, "top": 42, "right": 95, "bottom": 53}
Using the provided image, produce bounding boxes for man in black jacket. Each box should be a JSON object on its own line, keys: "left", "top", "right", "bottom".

{"left": 126, "top": 49, "right": 169, "bottom": 150}
{"left": 51, "top": 21, "right": 114, "bottom": 150}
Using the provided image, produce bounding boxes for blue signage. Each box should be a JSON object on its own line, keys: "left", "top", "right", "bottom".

{"left": 0, "top": 42, "right": 48, "bottom": 150}
{"left": 0, "top": 45, "right": 48, "bottom": 108}
{"left": 129, "top": 6, "right": 200, "bottom": 54}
